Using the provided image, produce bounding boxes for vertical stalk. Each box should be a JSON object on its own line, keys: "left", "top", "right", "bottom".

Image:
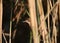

{"left": 47, "top": 0, "right": 51, "bottom": 43}
{"left": 28, "top": 0, "right": 40, "bottom": 43}
{"left": 9, "top": 0, "right": 13, "bottom": 43}
{"left": 37, "top": 0, "right": 48, "bottom": 43}
{"left": 0, "top": 0, "right": 2, "bottom": 43}
{"left": 52, "top": 1, "right": 58, "bottom": 43}
{"left": 9, "top": 19, "right": 12, "bottom": 43}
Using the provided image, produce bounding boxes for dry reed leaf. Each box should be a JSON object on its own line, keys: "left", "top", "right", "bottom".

{"left": 45, "top": 1, "right": 58, "bottom": 20}
{"left": 13, "top": 7, "right": 24, "bottom": 23}
{"left": 2, "top": 33, "right": 8, "bottom": 43}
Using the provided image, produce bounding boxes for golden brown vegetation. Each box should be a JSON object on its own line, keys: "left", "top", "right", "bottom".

{"left": 0, "top": 0, "right": 2, "bottom": 43}
{"left": 1, "top": 0, "right": 60, "bottom": 43}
